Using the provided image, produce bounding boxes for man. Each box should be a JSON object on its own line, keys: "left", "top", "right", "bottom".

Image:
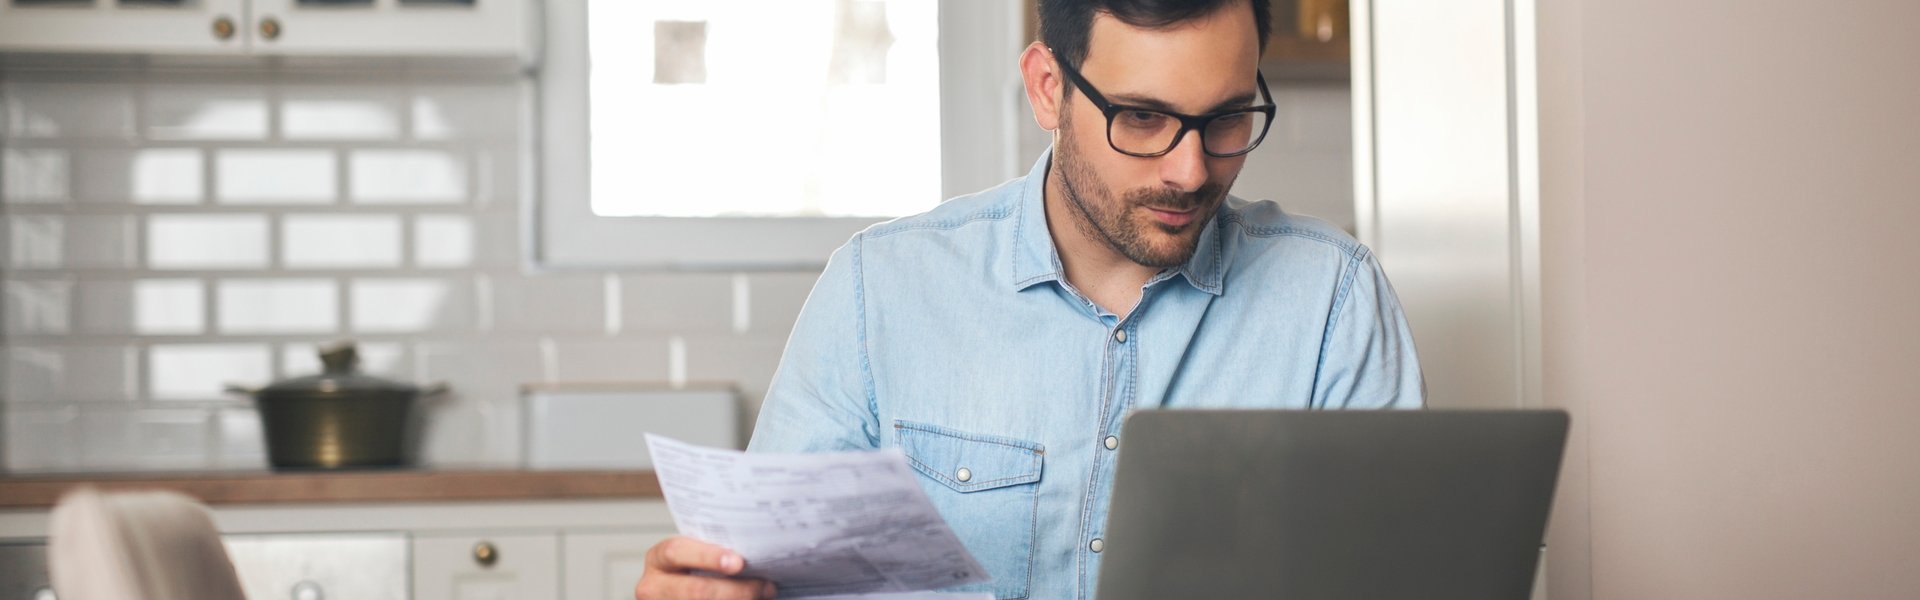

{"left": 635, "top": 0, "right": 1423, "bottom": 598}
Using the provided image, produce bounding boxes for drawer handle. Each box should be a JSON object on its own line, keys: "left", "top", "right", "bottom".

{"left": 473, "top": 541, "right": 499, "bottom": 567}
{"left": 260, "top": 16, "right": 283, "bottom": 40}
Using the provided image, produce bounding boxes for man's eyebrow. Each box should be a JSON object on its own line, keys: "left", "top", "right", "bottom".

{"left": 1109, "top": 91, "right": 1260, "bottom": 114}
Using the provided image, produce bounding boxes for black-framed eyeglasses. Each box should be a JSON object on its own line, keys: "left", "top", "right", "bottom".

{"left": 1053, "top": 51, "right": 1277, "bottom": 158}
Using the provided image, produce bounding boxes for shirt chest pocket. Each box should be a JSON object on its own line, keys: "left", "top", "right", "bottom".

{"left": 895, "top": 421, "right": 1044, "bottom": 600}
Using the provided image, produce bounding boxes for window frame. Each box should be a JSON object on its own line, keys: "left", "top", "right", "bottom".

{"left": 533, "top": 0, "right": 1031, "bottom": 271}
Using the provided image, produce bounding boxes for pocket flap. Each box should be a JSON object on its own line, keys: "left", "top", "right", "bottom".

{"left": 895, "top": 421, "right": 1044, "bottom": 493}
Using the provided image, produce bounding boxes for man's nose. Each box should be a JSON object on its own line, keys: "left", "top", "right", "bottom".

{"left": 1158, "top": 129, "right": 1209, "bottom": 193}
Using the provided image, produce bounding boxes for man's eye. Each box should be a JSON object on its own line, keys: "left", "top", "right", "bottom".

{"left": 1119, "top": 111, "right": 1165, "bottom": 128}
{"left": 1212, "top": 113, "right": 1248, "bottom": 126}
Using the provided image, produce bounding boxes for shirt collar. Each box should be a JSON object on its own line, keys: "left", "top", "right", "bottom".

{"left": 1009, "top": 147, "right": 1227, "bottom": 296}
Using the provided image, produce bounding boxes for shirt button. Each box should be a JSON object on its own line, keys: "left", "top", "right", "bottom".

{"left": 1104, "top": 436, "right": 1118, "bottom": 450}
{"left": 1113, "top": 329, "right": 1128, "bottom": 343}
{"left": 1089, "top": 538, "right": 1105, "bottom": 553}
{"left": 955, "top": 467, "right": 972, "bottom": 482}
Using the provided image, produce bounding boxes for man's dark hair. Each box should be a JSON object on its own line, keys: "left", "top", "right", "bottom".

{"left": 1039, "top": 0, "right": 1271, "bottom": 75}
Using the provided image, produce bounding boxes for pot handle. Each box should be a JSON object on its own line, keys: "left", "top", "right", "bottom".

{"left": 419, "top": 382, "right": 452, "bottom": 397}
{"left": 224, "top": 383, "right": 260, "bottom": 396}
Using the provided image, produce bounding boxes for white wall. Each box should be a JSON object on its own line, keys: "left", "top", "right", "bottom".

{"left": 1539, "top": 0, "right": 1920, "bottom": 597}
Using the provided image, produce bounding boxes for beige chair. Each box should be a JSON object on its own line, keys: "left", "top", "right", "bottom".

{"left": 47, "top": 487, "right": 246, "bottom": 600}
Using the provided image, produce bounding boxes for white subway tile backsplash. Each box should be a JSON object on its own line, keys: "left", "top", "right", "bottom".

{"left": 3, "top": 280, "right": 72, "bottom": 335}
{"left": 216, "top": 149, "right": 338, "bottom": 204}
{"left": 413, "top": 214, "right": 474, "bottom": 267}
{"left": 133, "top": 279, "right": 208, "bottom": 334}
{"left": 747, "top": 272, "right": 819, "bottom": 338}
{"left": 470, "top": 210, "right": 520, "bottom": 267}
{"left": 414, "top": 390, "right": 520, "bottom": 467}
{"left": 551, "top": 339, "right": 672, "bottom": 383}
{"left": 471, "top": 145, "right": 517, "bottom": 207}
{"left": 145, "top": 85, "right": 269, "bottom": 140}
{"left": 5, "top": 345, "right": 138, "bottom": 403}
{"left": 350, "top": 278, "right": 471, "bottom": 333}
{"left": 415, "top": 341, "right": 543, "bottom": 466}
{"left": 412, "top": 84, "right": 522, "bottom": 141}
{"left": 3, "top": 406, "right": 82, "bottom": 472}
{"left": 2, "top": 148, "right": 69, "bottom": 202}
{"left": 148, "top": 343, "right": 272, "bottom": 400}
{"left": 78, "top": 407, "right": 214, "bottom": 470}
{"left": 216, "top": 279, "right": 339, "bottom": 334}
{"left": 212, "top": 407, "right": 269, "bottom": 469}
{"left": 681, "top": 336, "right": 787, "bottom": 420}
{"left": 3, "top": 80, "right": 136, "bottom": 140}
{"left": 8, "top": 216, "right": 142, "bottom": 270}
{"left": 70, "top": 215, "right": 142, "bottom": 269}
{"left": 349, "top": 149, "right": 467, "bottom": 204}
{"left": 146, "top": 214, "right": 270, "bottom": 269}
{"left": 488, "top": 274, "right": 604, "bottom": 334}
{"left": 3, "top": 347, "right": 61, "bottom": 402}
{"left": 282, "top": 214, "right": 403, "bottom": 268}
{"left": 0, "top": 72, "right": 838, "bottom": 473}
{"left": 282, "top": 87, "right": 403, "bottom": 140}
{"left": 618, "top": 273, "right": 734, "bottom": 334}
{"left": 73, "top": 148, "right": 205, "bottom": 204}
{"left": 5, "top": 215, "right": 63, "bottom": 269}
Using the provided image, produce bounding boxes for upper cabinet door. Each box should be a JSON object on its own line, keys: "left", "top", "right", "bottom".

{"left": 247, "top": 0, "right": 531, "bottom": 60}
{"left": 0, "top": 0, "right": 250, "bottom": 54}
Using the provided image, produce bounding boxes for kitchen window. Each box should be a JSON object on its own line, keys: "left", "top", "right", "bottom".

{"left": 538, "top": 0, "right": 1030, "bottom": 270}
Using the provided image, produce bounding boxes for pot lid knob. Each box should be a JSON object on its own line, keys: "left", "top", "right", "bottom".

{"left": 318, "top": 341, "right": 360, "bottom": 375}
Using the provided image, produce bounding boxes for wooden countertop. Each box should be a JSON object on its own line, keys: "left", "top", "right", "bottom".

{"left": 0, "top": 469, "right": 662, "bottom": 509}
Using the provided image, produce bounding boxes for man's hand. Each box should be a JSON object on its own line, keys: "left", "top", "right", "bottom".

{"left": 633, "top": 535, "right": 777, "bottom": 600}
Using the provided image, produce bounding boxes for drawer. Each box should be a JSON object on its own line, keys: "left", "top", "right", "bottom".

{"left": 413, "top": 533, "right": 558, "bottom": 600}
{"left": 225, "top": 533, "right": 408, "bottom": 600}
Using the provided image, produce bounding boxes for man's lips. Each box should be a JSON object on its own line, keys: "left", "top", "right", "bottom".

{"left": 1145, "top": 206, "right": 1198, "bottom": 227}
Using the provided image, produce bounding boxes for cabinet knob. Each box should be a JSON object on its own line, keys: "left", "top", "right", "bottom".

{"left": 260, "top": 17, "right": 283, "bottom": 41}
{"left": 473, "top": 540, "right": 498, "bottom": 567}
{"left": 290, "top": 580, "right": 324, "bottom": 600}
{"left": 212, "top": 16, "right": 236, "bottom": 40}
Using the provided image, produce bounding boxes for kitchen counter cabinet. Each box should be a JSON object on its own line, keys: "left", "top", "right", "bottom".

{"left": 415, "top": 532, "right": 559, "bottom": 600}
{"left": 0, "top": 0, "right": 532, "bottom": 61}
{"left": 0, "top": 469, "right": 661, "bottom": 509}
{"left": 0, "top": 499, "right": 679, "bottom": 600}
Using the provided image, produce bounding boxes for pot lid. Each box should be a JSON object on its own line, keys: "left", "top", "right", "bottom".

{"left": 259, "top": 341, "right": 419, "bottom": 396}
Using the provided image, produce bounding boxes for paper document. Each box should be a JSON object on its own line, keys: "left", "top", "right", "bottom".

{"left": 645, "top": 434, "right": 992, "bottom": 598}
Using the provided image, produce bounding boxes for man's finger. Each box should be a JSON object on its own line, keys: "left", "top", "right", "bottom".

{"left": 653, "top": 572, "right": 774, "bottom": 600}
{"left": 646, "top": 535, "right": 746, "bottom": 575}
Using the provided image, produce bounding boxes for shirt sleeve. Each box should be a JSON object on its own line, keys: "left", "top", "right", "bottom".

{"left": 746, "top": 235, "right": 884, "bottom": 452}
{"left": 1312, "top": 248, "right": 1427, "bottom": 410}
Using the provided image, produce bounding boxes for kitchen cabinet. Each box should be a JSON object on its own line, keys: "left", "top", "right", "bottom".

{"left": 247, "top": 0, "right": 531, "bottom": 59}
{"left": 226, "top": 534, "right": 409, "bottom": 600}
{"left": 413, "top": 533, "right": 560, "bottom": 600}
{"left": 0, "top": 0, "right": 249, "bottom": 55}
{"left": 0, "top": 0, "right": 533, "bottom": 60}
{"left": 563, "top": 531, "right": 671, "bottom": 600}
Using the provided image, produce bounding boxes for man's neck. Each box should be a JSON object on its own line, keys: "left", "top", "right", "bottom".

{"left": 1043, "top": 168, "right": 1160, "bottom": 318}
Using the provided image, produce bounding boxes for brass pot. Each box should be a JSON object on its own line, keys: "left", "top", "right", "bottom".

{"left": 228, "top": 342, "right": 447, "bottom": 470}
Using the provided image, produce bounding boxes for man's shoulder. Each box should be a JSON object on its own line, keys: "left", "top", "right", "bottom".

{"left": 1217, "top": 196, "right": 1371, "bottom": 264}
{"left": 859, "top": 177, "right": 1023, "bottom": 242}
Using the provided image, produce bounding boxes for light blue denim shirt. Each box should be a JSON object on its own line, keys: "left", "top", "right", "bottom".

{"left": 748, "top": 150, "right": 1425, "bottom": 600}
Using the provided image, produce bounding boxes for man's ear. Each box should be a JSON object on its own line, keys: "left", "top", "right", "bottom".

{"left": 1019, "top": 42, "right": 1064, "bottom": 132}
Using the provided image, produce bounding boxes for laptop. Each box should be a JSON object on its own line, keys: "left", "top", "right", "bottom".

{"left": 1094, "top": 409, "right": 1568, "bottom": 600}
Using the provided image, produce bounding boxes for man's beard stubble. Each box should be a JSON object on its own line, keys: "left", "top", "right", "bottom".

{"left": 1054, "top": 115, "right": 1228, "bottom": 269}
